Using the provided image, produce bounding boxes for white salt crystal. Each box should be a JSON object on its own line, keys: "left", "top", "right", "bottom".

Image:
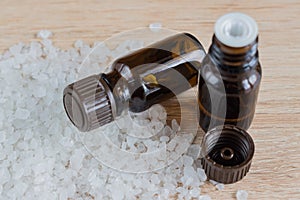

{"left": 33, "top": 174, "right": 46, "bottom": 185}
{"left": 29, "top": 138, "right": 38, "bottom": 149}
{"left": 149, "top": 105, "right": 160, "bottom": 119}
{"left": 14, "top": 167, "right": 24, "bottom": 179}
{"left": 171, "top": 119, "right": 180, "bottom": 132}
{"left": 33, "top": 162, "right": 48, "bottom": 175}
{"left": 30, "top": 41, "right": 43, "bottom": 57}
{"left": 176, "top": 187, "right": 188, "bottom": 196}
{"left": 88, "top": 169, "right": 97, "bottom": 183}
{"left": 184, "top": 166, "right": 197, "bottom": 179}
{"left": 41, "top": 38, "right": 53, "bottom": 48}
{"left": 182, "top": 155, "right": 194, "bottom": 166}
{"left": 216, "top": 183, "right": 224, "bottom": 191}
{"left": 182, "top": 176, "right": 193, "bottom": 186}
{"left": 9, "top": 43, "right": 24, "bottom": 56}
{"left": 190, "top": 187, "right": 200, "bottom": 198}
{"left": 74, "top": 40, "right": 84, "bottom": 49}
{"left": 160, "top": 136, "right": 170, "bottom": 143}
{"left": 0, "top": 167, "right": 11, "bottom": 184}
{"left": 197, "top": 168, "right": 207, "bottom": 182}
{"left": 37, "top": 30, "right": 53, "bottom": 39}
{"left": 166, "top": 140, "right": 177, "bottom": 151}
{"left": 187, "top": 144, "right": 201, "bottom": 160}
{"left": 126, "top": 137, "right": 137, "bottom": 149}
{"left": 15, "top": 108, "right": 30, "bottom": 119}
{"left": 149, "top": 121, "right": 164, "bottom": 134}
{"left": 199, "top": 195, "right": 211, "bottom": 200}
{"left": 14, "top": 181, "right": 28, "bottom": 197}
{"left": 59, "top": 189, "right": 68, "bottom": 200}
{"left": 163, "top": 126, "right": 172, "bottom": 137}
{"left": 121, "top": 141, "right": 127, "bottom": 150}
{"left": 7, "top": 188, "right": 16, "bottom": 199}
{"left": 34, "top": 72, "right": 49, "bottom": 81}
{"left": 136, "top": 142, "right": 147, "bottom": 153}
{"left": 0, "top": 151, "right": 6, "bottom": 160}
{"left": 2, "top": 50, "right": 12, "bottom": 59}
{"left": 13, "top": 64, "right": 21, "bottom": 69}
{"left": 209, "top": 179, "right": 218, "bottom": 185}
{"left": 149, "top": 23, "right": 162, "bottom": 32}
{"left": 33, "top": 86, "right": 47, "bottom": 98}
{"left": 111, "top": 187, "right": 124, "bottom": 200}
{"left": 0, "top": 30, "right": 215, "bottom": 199}
{"left": 150, "top": 174, "right": 160, "bottom": 185}
{"left": 22, "top": 63, "right": 38, "bottom": 74}
{"left": 70, "top": 149, "right": 85, "bottom": 171}
{"left": 158, "top": 109, "right": 167, "bottom": 121}
{"left": 16, "top": 140, "right": 29, "bottom": 150}
{"left": 236, "top": 190, "right": 248, "bottom": 200}
{"left": 66, "top": 183, "right": 76, "bottom": 197}
{"left": 0, "top": 132, "right": 6, "bottom": 143}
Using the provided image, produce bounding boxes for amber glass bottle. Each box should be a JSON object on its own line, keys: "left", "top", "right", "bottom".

{"left": 64, "top": 33, "right": 205, "bottom": 132}
{"left": 198, "top": 13, "right": 262, "bottom": 132}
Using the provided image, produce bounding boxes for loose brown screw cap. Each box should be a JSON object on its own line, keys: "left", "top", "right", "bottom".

{"left": 63, "top": 75, "right": 116, "bottom": 132}
{"left": 201, "top": 125, "right": 255, "bottom": 184}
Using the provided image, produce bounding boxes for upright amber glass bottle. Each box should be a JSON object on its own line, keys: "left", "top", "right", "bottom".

{"left": 198, "top": 13, "right": 262, "bottom": 132}
{"left": 64, "top": 33, "right": 205, "bottom": 132}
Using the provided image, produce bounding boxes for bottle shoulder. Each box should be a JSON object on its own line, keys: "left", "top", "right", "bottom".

{"left": 200, "top": 55, "right": 261, "bottom": 93}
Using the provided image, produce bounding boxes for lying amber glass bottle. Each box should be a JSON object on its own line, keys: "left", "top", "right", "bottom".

{"left": 64, "top": 33, "right": 205, "bottom": 132}
{"left": 198, "top": 13, "right": 262, "bottom": 132}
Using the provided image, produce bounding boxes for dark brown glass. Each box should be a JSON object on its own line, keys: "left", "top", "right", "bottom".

{"left": 63, "top": 33, "right": 205, "bottom": 132}
{"left": 102, "top": 33, "right": 204, "bottom": 115}
{"left": 198, "top": 35, "right": 262, "bottom": 132}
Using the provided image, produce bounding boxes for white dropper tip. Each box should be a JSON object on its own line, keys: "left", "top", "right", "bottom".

{"left": 214, "top": 12, "right": 258, "bottom": 48}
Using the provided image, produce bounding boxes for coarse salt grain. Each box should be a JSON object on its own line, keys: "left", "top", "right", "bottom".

{"left": 149, "top": 23, "right": 162, "bottom": 32}
{"left": 15, "top": 108, "right": 30, "bottom": 120}
{"left": 37, "top": 30, "right": 53, "bottom": 39}
{"left": 190, "top": 187, "right": 201, "bottom": 198}
{"left": 0, "top": 132, "right": 6, "bottom": 143}
{"left": 0, "top": 30, "right": 218, "bottom": 200}
{"left": 182, "top": 155, "right": 194, "bottom": 166}
{"left": 216, "top": 183, "right": 225, "bottom": 191}
{"left": 160, "top": 135, "right": 170, "bottom": 143}
{"left": 197, "top": 168, "right": 207, "bottom": 182}
{"left": 171, "top": 119, "right": 180, "bottom": 132}
{"left": 199, "top": 194, "right": 211, "bottom": 200}
{"left": 209, "top": 179, "right": 219, "bottom": 185}
{"left": 187, "top": 144, "right": 201, "bottom": 160}
{"left": 209, "top": 180, "right": 225, "bottom": 191}
{"left": 236, "top": 190, "right": 248, "bottom": 200}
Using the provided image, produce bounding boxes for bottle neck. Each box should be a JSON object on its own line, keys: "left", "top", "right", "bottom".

{"left": 101, "top": 70, "right": 129, "bottom": 116}
{"left": 209, "top": 35, "right": 259, "bottom": 73}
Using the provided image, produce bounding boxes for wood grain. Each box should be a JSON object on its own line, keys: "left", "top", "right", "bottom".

{"left": 1, "top": 0, "right": 300, "bottom": 199}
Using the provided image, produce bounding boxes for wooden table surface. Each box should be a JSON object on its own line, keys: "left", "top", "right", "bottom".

{"left": 1, "top": 0, "right": 300, "bottom": 199}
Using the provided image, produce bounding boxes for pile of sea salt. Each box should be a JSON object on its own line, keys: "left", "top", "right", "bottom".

{"left": 0, "top": 30, "right": 247, "bottom": 200}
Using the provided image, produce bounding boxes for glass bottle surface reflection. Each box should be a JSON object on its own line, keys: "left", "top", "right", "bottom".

{"left": 63, "top": 33, "right": 205, "bottom": 132}
{"left": 198, "top": 13, "right": 262, "bottom": 132}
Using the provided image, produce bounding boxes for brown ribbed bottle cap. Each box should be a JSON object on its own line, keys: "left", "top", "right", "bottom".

{"left": 63, "top": 74, "right": 116, "bottom": 132}
{"left": 201, "top": 125, "right": 255, "bottom": 184}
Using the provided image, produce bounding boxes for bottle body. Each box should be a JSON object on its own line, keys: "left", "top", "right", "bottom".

{"left": 102, "top": 33, "right": 205, "bottom": 116}
{"left": 198, "top": 36, "right": 262, "bottom": 132}
{"left": 63, "top": 32, "right": 205, "bottom": 132}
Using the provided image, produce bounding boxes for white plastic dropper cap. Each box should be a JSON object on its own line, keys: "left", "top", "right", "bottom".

{"left": 214, "top": 12, "right": 258, "bottom": 48}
